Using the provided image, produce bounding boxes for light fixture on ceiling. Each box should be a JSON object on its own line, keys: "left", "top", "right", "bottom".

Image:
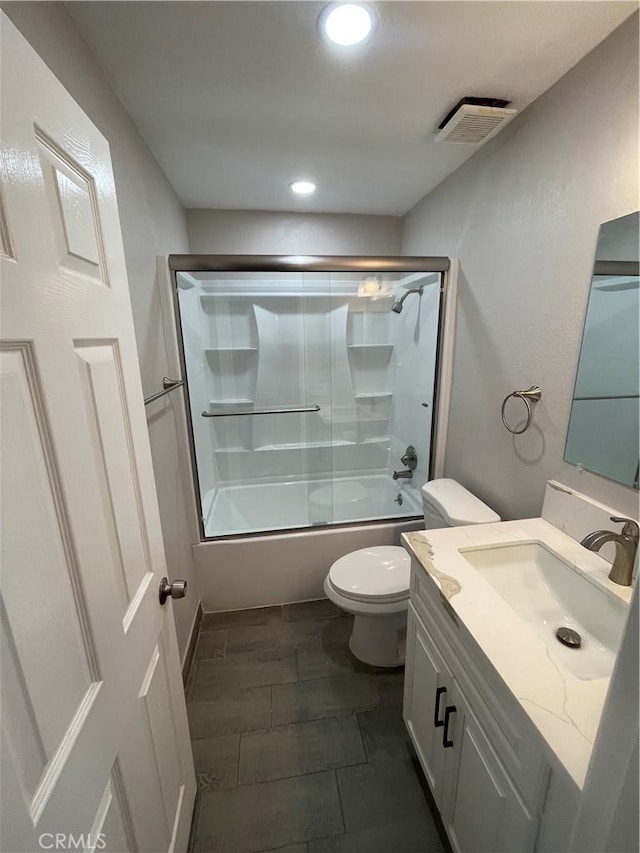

{"left": 356, "top": 276, "right": 392, "bottom": 300}
{"left": 289, "top": 180, "right": 316, "bottom": 195}
{"left": 320, "top": 3, "right": 375, "bottom": 47}
{"left": 357, "top": 275, "right": 380, "bottom": 297}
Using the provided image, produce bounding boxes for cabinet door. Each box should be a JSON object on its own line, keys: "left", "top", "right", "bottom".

{"left": 403, "top": 605, "right": 452, "bottom": 806}
{"left": 444, "top": 684, "right": 538, "bottom": 853}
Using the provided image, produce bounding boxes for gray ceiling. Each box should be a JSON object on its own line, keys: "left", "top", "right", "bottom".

{"left": 67, "top": 1, "right": 636, "bottom": 215}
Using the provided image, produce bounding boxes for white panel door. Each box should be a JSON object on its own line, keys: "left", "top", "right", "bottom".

{"left": 0, "top": 14, "right": 195, "bottom": 853}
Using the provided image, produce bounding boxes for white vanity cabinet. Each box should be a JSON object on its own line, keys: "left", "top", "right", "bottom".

{"left": 443, "top": 678, "right": 538, "bottom": 853}
{"left": 403, "top": 562, "right": 552, "bottom": 853}
{"left": 403, "top": 606, "right": 452, "bottom": 808}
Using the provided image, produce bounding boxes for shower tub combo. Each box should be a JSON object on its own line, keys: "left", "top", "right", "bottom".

{"left": 167, "top": 255, "right": 454, "bottom": 611}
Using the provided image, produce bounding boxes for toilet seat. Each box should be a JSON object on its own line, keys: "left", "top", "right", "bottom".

{"left": 324, "top": 479, "right": 500, "bottom": 667}
{"left": 328, "top": 546, "right": 410, "bottom": 604}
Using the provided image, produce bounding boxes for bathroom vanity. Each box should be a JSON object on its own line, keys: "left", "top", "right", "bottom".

{"left": 401, "top": 481, "right": 634, "bottom": 853}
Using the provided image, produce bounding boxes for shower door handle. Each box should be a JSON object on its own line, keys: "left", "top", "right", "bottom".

{"left": 202, "top": 404, "right": 321, "bottom": 417}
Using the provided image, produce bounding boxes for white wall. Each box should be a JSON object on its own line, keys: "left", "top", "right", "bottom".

{"left": 3, "top": 1, "right": 199, "bottom": 661}
{"left": 401, "top": 14, "right": 639, "bottom": 521}
{"left": 187, "top": 208, "right": 402, "bottom": 256}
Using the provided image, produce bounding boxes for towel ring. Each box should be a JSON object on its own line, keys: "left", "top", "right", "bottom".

{"left": 501, "top": 386, "right": 542, "bottom": 435}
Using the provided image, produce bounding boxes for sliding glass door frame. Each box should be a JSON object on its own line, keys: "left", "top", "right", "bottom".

{"left": 168, "top": 255, "right": 451, "bottom": 541}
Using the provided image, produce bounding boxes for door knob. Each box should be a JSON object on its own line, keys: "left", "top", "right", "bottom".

{"left": 159, "top": 577, "right": 187, "bottom": 605}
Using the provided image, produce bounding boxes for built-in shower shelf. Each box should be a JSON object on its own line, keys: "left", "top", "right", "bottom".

{"left": 359, "top": 436, "right": 391, "bottom": 445}
{"left": 318, "top": 409, "right": 388, "bottom": 426}
{"left": 347, "top": 343, "right": 394, "bottom": 350}
{"left": 209, "top": 398, "right": 254, "bottom": 408}
{"left": 355, "top": 392, "right": 392, "bottom": 400}
{"left": 254, "top": 439, "right": 356, "bottom": 452}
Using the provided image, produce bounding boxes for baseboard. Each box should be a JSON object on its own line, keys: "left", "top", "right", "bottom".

{"left": 182, "top": 602, "right": 202, "bottom": 683}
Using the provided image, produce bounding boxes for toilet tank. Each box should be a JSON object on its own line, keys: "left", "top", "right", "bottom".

{"left": 421, "top": 478, "right": 500, "bottom": 528}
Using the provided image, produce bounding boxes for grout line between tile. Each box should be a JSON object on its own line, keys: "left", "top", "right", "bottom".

{"left": 236, "top": 730, "right": 242, "bottom": 788}
{"left": 333, "top": 768, "right": 348, "bottom": 838}
{"left": 234, "top": 757, "right": 369, "bottom": 789}
{"left": 355, "top": 710, "right": 369, "bottom": 764}
{"left": 221, "top": 628, "right": 228, "bottom": 658}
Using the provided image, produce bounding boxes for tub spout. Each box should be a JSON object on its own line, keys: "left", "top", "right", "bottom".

{"left": 392, "top": 469, "right": 413, "bottom": 480}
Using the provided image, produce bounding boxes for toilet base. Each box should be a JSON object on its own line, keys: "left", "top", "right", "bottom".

{"left": 324, "top": 574, "right": 408, "bottom": 668}
{"left": 349, "top": 611, "right": 407, "bottom": 668}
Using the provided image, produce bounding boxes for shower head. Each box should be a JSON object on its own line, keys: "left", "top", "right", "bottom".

{"left": 391, "top": 285, "right": 424, "bottom": 314}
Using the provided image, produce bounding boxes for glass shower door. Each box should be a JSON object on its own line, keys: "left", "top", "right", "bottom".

{"left": 173, "top": 261, "right": 445, "bottom": 539}
{"left": 175, "top": 270, "right": 334, "bottom": 536}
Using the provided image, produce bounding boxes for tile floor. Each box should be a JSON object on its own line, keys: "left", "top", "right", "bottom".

{"left": 185, "top": 599, "right": 448, "bottom": 853}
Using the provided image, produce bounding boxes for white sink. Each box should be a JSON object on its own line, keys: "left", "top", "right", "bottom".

{"left": 459, "top": 541, "right": 627, "bottom": 680}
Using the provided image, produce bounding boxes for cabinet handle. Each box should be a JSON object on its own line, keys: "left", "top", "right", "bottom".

{"left": 443, "top": 705, "right": 457, "bottom": 748}
{"left": 434, "top": 686, "right": 447, "bottom": 727}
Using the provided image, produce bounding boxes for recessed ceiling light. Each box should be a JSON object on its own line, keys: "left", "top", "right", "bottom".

{"left": 290, "top": 180, "right": 316, "bottom": 195}
{"left": 357, "top": 276, "right": 380, "bottom": 297}
{"left": 320, "top": 3, "right": 375, "bottom": 47}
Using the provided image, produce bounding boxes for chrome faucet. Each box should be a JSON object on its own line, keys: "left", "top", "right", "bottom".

{"left": 400, "top": 445, "right": 418, "bottom": 470}
{"left": 393, "top": 446, "right": 417, "bottom": 480}
{"left": 393, "top": 469, "right": 413, "bottom": 480}
{"left": 580, "top": 516, "right": 639, "bottom": 586}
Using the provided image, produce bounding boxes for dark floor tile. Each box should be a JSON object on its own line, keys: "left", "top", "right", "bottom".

{"left": 191, "top": 647, "right": 297, "bottom": 699}
{"left": 297, "top": 636, "right": 374, "bottom": 681}
{"left": 257, "top": 846, "right": 307, "bottom": 853}
{"left": 317, "top": 615, "right": 353, "bottom": 645}
{"left": 187, "top": 686, "right": 271, "bottom": 739}
{"left": 238, "top": 716, "right": 365, "bottom": 784}
{"left": 357, "top": 706, "right": 411, "bottom": 765}
{"left": 192, "top": 734, "right": 240, "bottom": 791}
{"left": 337, "top": 758, "right": 431, "bottom": 834}
{"left": 376, "top": 670, "right": 406, "bottom": 704}
{"left": 201, "top": 606, "right": 282, "bottom": 631}
{"left": 195, "top": 629, "right": 228, "bottom": 660}
{"left": 282, "top": 599, "right": 341, "bottom": 622}
{"left": 308, "top": 814, "right": 444, "bottom": 853}
{"left": 227, "top": 619, "right": 319, "bottom": 654}
{"left": 272, "top": 673, "right": 388, "bottom": 726}
{"left": 193, "top": 771, "right": 343, "bottom": 852}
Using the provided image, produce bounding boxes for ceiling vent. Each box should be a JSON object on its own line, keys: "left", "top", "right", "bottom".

{"left": 435, "top": 97, "right": 517, "bottom": 145}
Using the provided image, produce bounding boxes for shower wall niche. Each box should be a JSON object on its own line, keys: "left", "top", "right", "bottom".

{"left": 174, "top": 264, "right": 444, "bottom": 537}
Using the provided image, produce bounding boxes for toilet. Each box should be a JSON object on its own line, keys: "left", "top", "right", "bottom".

{"left": 324, "top": 478, "right": 500, "bottom": 667}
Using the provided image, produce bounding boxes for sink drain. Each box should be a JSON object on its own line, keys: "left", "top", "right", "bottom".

{"left": 556, "top": 627, "right": 582, "bottom": 648}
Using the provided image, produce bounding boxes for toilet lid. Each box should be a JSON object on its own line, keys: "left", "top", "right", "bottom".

{"left": 329, "top": 546, "right": 410, "bottom": 603}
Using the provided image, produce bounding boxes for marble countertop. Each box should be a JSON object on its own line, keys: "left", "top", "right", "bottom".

{"left": 402, "top": 518, "right": 633, "bottom": 790}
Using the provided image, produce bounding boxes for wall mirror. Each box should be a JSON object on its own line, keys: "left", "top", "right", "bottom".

{"left": 565, "top": 211, "right": 639, "bottom": 488}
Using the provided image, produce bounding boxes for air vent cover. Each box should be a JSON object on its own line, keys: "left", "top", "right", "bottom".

{"left": 435, "top": 98, "right": 517, "bottom": 145}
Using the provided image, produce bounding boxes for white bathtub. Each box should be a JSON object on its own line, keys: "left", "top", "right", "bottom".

{"left": 204, "top": 473, "right": 421, "bottom": 537}
{"left": 194, "top": 474, "right": 425, "bottom": 612}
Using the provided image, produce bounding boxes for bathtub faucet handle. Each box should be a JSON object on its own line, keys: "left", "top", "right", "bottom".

{"left": 400, "top": 445, "right": 417, "bottom": 471}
